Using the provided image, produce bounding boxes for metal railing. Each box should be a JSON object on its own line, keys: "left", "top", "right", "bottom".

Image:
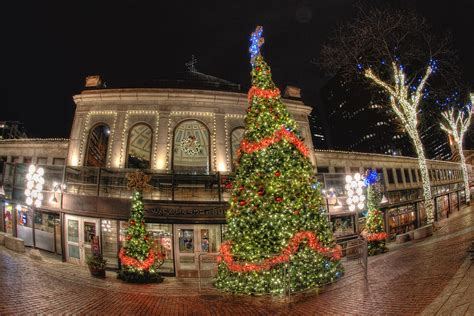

{"left": 197, "top": 237, "right": 368, "bottom": 298}
{"left": 1, "top": 163, "right": 233, "bottom": 203}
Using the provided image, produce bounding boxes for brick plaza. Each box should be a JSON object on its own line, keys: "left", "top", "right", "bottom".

{"left": 0, "top": 207, "right": 472, "bottom": 315}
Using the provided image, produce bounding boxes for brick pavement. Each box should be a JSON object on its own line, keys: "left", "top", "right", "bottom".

{"left": 0, "top": 206, "right": 473, "bottom": 315}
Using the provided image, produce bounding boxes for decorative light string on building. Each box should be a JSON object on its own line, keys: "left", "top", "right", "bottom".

{"left": 345, "top": 173, "right": 365, "bottom": 211}
{"left": 25, "top": 165, "right": 45, "bottom": 208}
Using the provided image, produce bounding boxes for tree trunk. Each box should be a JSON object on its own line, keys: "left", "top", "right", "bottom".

{"left": 458, "top": 144, "right": 470, "bottom": 204}
{"left": 412, "top": 131, "right": 434, "bottom": 224}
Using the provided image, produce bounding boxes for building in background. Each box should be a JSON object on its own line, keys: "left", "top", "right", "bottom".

{"left": 319, "top": 76, "right": 452, "bottom": 159}
{"left": 0, "top": 121, "right": 27, "bottom": 140}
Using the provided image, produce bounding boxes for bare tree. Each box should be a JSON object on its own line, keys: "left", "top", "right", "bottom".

{"left": 319, "top": 3, "right": 458, "bottom": 224}
{"left": 440, "top": 98, "right": 473, "bottom": 204}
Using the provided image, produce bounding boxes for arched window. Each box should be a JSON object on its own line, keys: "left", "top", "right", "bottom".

{"left": 173, "top": 120, "right": 210, "bottom": 174}
{"left": 230, "top": 128, "right": 244, "bottom": 171}
{"left": 127, "top": 124, "right": 152, "bottom": 169}
{"left": 85, "top": 124, "right": 110, "bottom": 167}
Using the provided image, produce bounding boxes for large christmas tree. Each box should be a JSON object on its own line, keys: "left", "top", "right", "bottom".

{"left": 364, "top": 170, "right": 388, "bottom": 256}
{"left": 118, "top": 171, "right": 164, "bottom": 283}
{"left": 215, "top": 26, "right": 343, "bottom": 295}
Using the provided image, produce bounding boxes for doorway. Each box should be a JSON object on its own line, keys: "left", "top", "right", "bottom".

{"left": 174, "top": 224, "right": 221, "bottom": 277}
{"left": 65, "top": 215, "right": 99, "bottom": 265}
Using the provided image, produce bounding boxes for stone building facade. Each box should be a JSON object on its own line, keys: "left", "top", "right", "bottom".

{"left": 0, "top": 84, "right": 469, "bottom": 277}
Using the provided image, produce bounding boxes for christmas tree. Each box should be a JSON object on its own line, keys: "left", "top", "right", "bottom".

{"left": 118, "top": 171, "right": 164, "bottom": 283}
{"left": 364, "top": 170, "right": 388, "bottom": 256}
{"left": 215, "top": 26, "right": 343, "bottom": 295}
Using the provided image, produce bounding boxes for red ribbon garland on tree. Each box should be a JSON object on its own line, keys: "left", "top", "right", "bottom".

{"left": 247, "top": 86, "right": 280, "bottom": 103}
{"left": 365, "top": 232, "right": 388, "bottom": 241}
{"left": 217, "top": 231, "right": 342, "bottom": 273}
{"left": 239, "top": 126, "right": 309, "bottom": 158}
{"left": 119, "top": 248, "right": 164, "bottom": 270}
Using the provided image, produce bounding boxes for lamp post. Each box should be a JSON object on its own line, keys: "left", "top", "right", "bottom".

{"left": 345, "top": 172, "right": 366, "bottom": 234}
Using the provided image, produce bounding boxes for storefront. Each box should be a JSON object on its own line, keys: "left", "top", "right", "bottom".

{"left": 387, "top": 204, "right": 417, "bottom": 238}
{"left": 436, "top": 195, "right": 450, "bottom": 220}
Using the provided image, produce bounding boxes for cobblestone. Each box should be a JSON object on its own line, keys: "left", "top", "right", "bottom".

{"left": 0, "top": 207, "right": 473, "bottom": 315}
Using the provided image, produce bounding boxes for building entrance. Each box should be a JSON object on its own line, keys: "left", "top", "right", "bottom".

{"left": 65, "top": 215, "right": 99, "bottom": 265}
{"left": 174, "top": 224, "right": 221, "bottom": 277}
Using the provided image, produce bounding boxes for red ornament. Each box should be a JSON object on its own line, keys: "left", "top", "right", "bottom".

{"left": 239, "top": 200, "right": 247, "bottom": 206}
{"left": 293, "top": 210, "right": 300, "bottom": 215}
{"left": 256, "top": 67, "right": 261, "bottom": 71}
{"left": 275, "top": 171, "right": 281, "bottom": 177}
{"left": 275, "top": 197, "right": 283, "bottom": 202}
{"left": 225, "top": 182, "right": 233, "bottom": 189}
{"left": 239, "top": 185, "right": 245, "bottom": 191}
{"left": 257, "top": 188, "right": 265, "bottom": 196}
{"left": 144, "top": 235, "right": 149, "bottom": 241}
{"left": 126, "top": 235, "right": 132, "bottom": 241}
{"left": 130, "top": 219, "right": 136, "bottom": 225}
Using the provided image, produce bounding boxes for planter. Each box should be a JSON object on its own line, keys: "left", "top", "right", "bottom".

{"left": 88, "top": 266, "right": 106, "bottom": 278}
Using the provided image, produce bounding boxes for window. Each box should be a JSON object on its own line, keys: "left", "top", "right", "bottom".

{"left": 126, "top": 124, "right": 152, "bottom": 169}
{"left": 23, "top": 157, "right": 32, "bottom": 164}
{"left": 404, "top": 169, "right": 411, "bottom": 183}
{"left": 37, "top": 157, "right": 48, "bottom": 165}
{"left": 85, "top": 124, "right": 110, "bottom": 167}
{"left": 334, "top": 167, "right": 345, "bottom": 173}
{"left": 173, "top": 120, "right": 210, "bottom": 174}
{"left": 317, "top": 166, "right": 329, "bottom": 174}
{"left": 53, "top": 158, "right": 65, "bottom": 166}
{"left": 395, "top": 169, "right": 403, "bottom": 184}
{"left": 387, "top": 168, "right": 395, "bottom": 184}
{"left": 350, "top": 167, "right": 360, "bottom": 173}
{"left": 0, "top": 156, "right": 7, "bottom": 173}
{"left": 230, "top": 128, "right": 244, "bottom": 171}
{"left": 411, "top": 169, "right": 417, "bottom": 183}
{"left": 11, "top": 156, "right": 20, "bottom": 164}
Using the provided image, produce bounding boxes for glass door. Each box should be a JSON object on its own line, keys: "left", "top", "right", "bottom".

{"left": 175, "top": 225, "right": 197, "bottom": 277}
{"left": 174, "top": 224, "right": 221, "bottom": 277}
{"left": 65, "top": 215, "right": 99, "bottom": 265}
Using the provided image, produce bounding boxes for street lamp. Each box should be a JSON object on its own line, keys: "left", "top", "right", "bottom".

{"left": 25, "top": 165, "right": 44, "bottom": 208}
{"left": 345, "top": 173, "right": 366, "bottom": 212}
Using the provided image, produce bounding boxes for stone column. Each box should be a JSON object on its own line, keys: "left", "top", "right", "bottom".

{"left": 214, "top": 113, "right": 227, "bottom": 172}
{"left": 155, "top": 112, "right": 170, "bottom": 170}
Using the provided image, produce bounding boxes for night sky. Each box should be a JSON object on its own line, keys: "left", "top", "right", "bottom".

{"left": 3, "top": 1, "right": 474, "bottom": 138}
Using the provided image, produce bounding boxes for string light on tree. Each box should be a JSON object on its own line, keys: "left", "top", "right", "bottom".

{"left": 215, "top": 26, "right": 343, "bottom": 295}
{"left": 25, "top": 165, "right": 45, "bottom": 208}
{"left": 345, "top": 173, "right": 365, "bottom": 211}
{"left": 364, "top": 61, "right": 435, "bottom": 223}
{"left": 440, "top": 97, "right": 473, "bottom": 204}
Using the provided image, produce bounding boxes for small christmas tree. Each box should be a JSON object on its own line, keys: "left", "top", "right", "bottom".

{"left": 118, "top": 171, "right": 164, "bottom": 283}
{"left": 215, "top": 26, "right": 343, "bottom": 295}
{"left": 364, "top": 170, "right": 388, "bottom": 256}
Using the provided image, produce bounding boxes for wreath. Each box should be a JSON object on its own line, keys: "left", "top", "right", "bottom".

{"left": 179, "top": 135, "right": 202, "bottom": 156}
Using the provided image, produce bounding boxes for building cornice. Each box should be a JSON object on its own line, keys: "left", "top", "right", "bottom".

{"left": 315, "top": 149, "right": 463, "bottom": 166}
{"left": 73, "top": 88, "right": 312, "bottom": 116}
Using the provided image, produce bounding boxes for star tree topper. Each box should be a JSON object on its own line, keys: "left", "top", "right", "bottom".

{"left": 249, "top": 25, "right": 264, "bottom": 66}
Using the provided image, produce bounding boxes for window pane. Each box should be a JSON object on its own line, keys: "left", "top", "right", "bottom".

{"left": 86, "top": 124, "right": 110, "bottom": 167}
{"left": 231, "top": 128, "right": 244, "bottom": 171}
{"left": 127, "top": 124, "right": 152, "bottom": 169}
{"left": 173, "top": 120, "right": 209, "bottom": 174}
